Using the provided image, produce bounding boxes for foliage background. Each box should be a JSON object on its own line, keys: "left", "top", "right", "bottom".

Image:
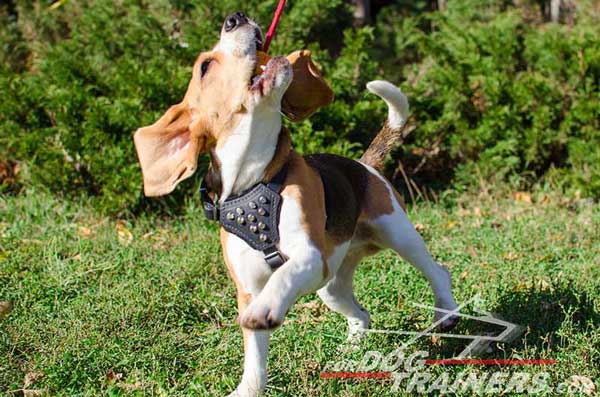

{"left": 0, "top": 0, "right": 599, "bottom": 215}
{"left": 1, "top": 1, "right": 600, "bottom": 395}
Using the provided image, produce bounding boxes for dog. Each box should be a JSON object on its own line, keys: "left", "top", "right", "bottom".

{"left": 134, "top": 12, "right": 459, "bottom": 397}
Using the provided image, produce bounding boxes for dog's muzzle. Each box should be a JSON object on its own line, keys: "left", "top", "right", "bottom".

{"left": 224, "top": 11, "right": 248, "bottom": 32}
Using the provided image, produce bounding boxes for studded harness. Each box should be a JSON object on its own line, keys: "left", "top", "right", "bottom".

{"left": 199, "top": 163, "right": 289, "bottom": 269}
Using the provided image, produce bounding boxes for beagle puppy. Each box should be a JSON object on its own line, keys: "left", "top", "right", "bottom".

{"left": 134, "top": 12, "right": 459, "bottom": 397}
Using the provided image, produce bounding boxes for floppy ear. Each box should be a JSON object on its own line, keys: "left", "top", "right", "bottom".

{"left": 133, "top": 101, "right": 209, "bottom": 197}
{"left": 282, "top": 50, "right": 334, "bottom": 122}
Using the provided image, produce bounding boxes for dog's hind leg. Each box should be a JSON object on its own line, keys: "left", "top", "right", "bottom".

{"left": 317, "top": 250, "right": 371, "bottom": 345}
{"left": 364, "top": 169, "right": 460, "bottom": 331}
{"left": 374, "top": 213, "right": 459, "bottom": 330}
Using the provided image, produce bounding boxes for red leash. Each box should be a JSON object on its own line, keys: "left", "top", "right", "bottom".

{"left": 263, "top": 0, "right": 286, "bottom": 53}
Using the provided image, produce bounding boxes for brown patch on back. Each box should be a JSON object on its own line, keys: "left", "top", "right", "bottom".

{"left": 361, "top": 170, "right": 408, "bottom": 218}
{"left": 302, "top": 153, "right": 405, "bottom": 234}
{"left": 361, "top": 172, "right": 395, "bottom": 219}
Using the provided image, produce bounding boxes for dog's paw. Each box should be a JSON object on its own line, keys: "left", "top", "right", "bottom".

{"left": 239, "top": 300, "right": 283, "bottom": 330}
{"left": 433, "top": 301, "right": 460, "bottom": 332}
{"left": 436, "top": 313, "right": 460, "bottom": 332}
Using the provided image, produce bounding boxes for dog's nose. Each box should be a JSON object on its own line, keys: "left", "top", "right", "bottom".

{"left": 224, "top": 12, "right": 248, "bottom": 32}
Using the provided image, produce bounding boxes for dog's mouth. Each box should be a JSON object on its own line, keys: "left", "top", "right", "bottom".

{"left": 250, "top": 57, "right": 277, "bottom": 94}
{"left": 250, "top": 56, "right": 290, "bottom": 97}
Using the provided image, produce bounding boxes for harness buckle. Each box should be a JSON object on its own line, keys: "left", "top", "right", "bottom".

{"left": 263, "top": 248, "right": 287, "bottom": 269}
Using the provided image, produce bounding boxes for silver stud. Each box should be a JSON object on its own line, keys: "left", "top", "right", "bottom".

{"left": 247, "top": 214, "right": 257, "bottom": 223}
{"left": 258, "top": 222, "right": 266, "bottom": 230}
{"left": 257, "top": 208, "right": 267, "bottom": 216}
{"left": 259, "top": 233, "right": 268, "bottom": 242}
{"left": 259, "top": 196, "right": 268, "bottom": 204}
{"left": 226, "top": 212, "right": 235, "bottom": 220}
{"left": 237, "top": 216, "right": 245, "bottom": 225}
{"left": 236, "top": 207, "right": 244, "bottom": 215}
{"left": 249, "top": 225, "right": 258, "bottom": 233}
{"left": 249, "top": 201, "right": 258, "bottom": 209}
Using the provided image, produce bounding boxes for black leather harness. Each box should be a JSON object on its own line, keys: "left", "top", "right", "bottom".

{"left": 199, "top": 163, "right": 289, "bottom": 269}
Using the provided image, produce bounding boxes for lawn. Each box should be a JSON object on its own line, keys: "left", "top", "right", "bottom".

{"left": 1, "top": 189, "right": 599, "bottom": 396}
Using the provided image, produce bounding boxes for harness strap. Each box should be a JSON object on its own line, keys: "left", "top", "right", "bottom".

{"left": 200, "top": 163, "right": 289, "bottom": 269}
{"left": 200, "top": 180, "right": 219, "bottom": 221}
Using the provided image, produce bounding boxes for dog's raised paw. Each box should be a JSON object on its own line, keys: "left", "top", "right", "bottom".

{"left": 239, "top": 301, "right": 283, "bottom": 330}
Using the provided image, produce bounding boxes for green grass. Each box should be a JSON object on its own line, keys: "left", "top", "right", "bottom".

{"left": 1, "top": 189, "right": 599, "bottom": 396}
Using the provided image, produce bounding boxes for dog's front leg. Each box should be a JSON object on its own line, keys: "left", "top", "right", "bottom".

{"left": 228, "top": 328, "right": 270, "bottom": 397}
{"left": 222, "top": 231, "right": 272, "bottom": 397}
{"left": 239, "top": 248, "right": 325, "bottom": 330}
{"left": 225, "top": 276, "right": 271, "bottom": 397}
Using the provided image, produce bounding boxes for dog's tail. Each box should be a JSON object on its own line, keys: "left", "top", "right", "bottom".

{"left": 360, "top": 80, "right": 410, "bottom": 172}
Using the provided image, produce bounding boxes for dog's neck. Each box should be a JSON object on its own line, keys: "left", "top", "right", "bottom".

{"left": 212, "top": 114, "right": 291, "bottom": 202}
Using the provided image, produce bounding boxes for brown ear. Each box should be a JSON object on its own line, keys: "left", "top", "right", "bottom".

{"left": 282, "top": 50, "right": 334, "bottom": 122}
{"left": 133, "top": 101, "right": 209, "bottom": 197}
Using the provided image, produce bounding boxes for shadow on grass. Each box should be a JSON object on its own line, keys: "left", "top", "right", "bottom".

{"left": 426, "top": 284, "right": 600, "bottom": 359}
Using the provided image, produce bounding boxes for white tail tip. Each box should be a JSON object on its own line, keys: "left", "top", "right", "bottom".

{"left": 366, "top": 80, "right": 409, "bottom": 130}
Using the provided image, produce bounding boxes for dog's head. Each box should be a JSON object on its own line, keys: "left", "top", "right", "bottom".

{"left": 134, "top": 12, "right": 292, "bottom": 197}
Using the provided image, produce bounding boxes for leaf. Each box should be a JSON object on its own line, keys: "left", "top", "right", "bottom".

{"left": 47, "top": 0, "right": 69, "bottom": 11}
{"left": 105, "top": 369, "right": 122, "bottom": 384}
{"left": 514, "top": 192, "right": 532, "bottom": 203}
{"left": 502, "top": 252, "right": 519, "bottom": 261}
{"left": 141, "top": 232, "right": 153, "bottom": 240}
{"left": 77, "top": 226, "right": 93, "bottom": 238}
{"left": 116, "top": 221, "right": 133, "bottom": 245}
{"left": 467, "top": 246, "right": 477, "bottom": 258}
{"left": 8, "top": 390, "right": 44, "bottom": 397}
{"left": 116, "top": 381, "right": 143, "bottom": 391}
{"left": 24, "top": 373, "right": 44, "bottom": 388}
{"left": 540, "top": 195, "right": 551, "bottom": 205}
{"left": 0, "top": 301, "right": 13, "bottom": 318}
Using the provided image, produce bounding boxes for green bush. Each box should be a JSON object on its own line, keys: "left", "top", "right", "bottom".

{"left": 375, "top": 0, "right": 600, "bottom": 195}
{"left": 0, "top": 0, "right": 598, "bottom": 215}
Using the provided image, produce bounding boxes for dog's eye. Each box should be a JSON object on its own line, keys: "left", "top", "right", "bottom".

{"left": 200, "top": 59, "right": 213, "bottom": 78}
